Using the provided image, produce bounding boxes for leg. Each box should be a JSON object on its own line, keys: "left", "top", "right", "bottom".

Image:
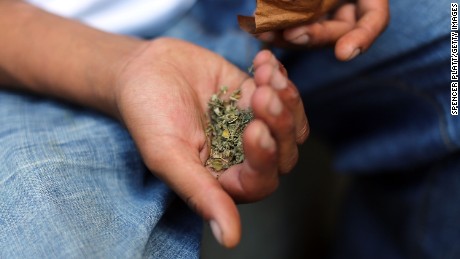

{"left": 334, "top": 153, "right": 460, "bottom": 258}
{"left": 283, "top": 0, "right": 458, "bottom": 257}
{"left": 0, "top": 91, "right": 201, "bottom": 258}
{"left": 286, "top": 0, "right": 455, "bottom": 172}
{"left": 160, "top": 0, "right": 260, "bottom": 69}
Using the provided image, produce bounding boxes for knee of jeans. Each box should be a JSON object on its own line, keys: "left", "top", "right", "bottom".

{"left": 0, "top": 133, "right": 124, "bottom": 214}
{"left": 1, "top": 129, "right": 104, "bottom": 181}
{"left": 0, "top": 124, "right": 142, "bottom": 187}
{"left": 1, "top": 135, "right": 67, "bottom": 182}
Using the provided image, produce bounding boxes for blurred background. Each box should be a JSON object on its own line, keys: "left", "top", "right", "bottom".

{"left": 200, "top": 135, "right": 349, "bottom": 259}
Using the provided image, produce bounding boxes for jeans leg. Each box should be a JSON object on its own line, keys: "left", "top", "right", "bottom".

{"left": 333, "top": 153, "right": 460, "bottom": 259}
{"left": 285, "top": 0, "right": 455, "bottom": 172}
{"left": 0, "top": 91, "right": 201, "bottom": 258}
{"left": 278, "top": 1, "right": 460, "bottom": 258}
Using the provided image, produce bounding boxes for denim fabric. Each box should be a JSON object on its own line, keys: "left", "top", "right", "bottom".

{"left": 333, "top": 153, "right": 460, "bottom": 259}
{"left": 159, "top": 0, "right": 259, "bottom": 69}
{"left": 0, "top": 0, "right": 457, "bottom": 258}
{"left": 286, "top": 0, "right": 456, "bottom": 173}
{"left": 1, "top": 1, "right": 254, "bottom": 257}
{"left": 278, "top": 1, "right": 459, "bottom": 258}
{"left": 0, "top": 92, "right": 202, "bottom": 258}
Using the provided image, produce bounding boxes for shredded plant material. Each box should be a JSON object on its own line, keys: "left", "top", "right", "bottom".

{"left": 206, "top": 87, "right": 253, "bottom": 172}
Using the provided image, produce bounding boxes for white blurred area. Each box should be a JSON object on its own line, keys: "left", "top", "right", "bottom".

{"left": 25, "top": 0, "right": 196, "bottom": 36}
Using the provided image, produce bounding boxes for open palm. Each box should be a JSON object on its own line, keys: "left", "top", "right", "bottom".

{"left": 114, "top": 38, "right": 308, "bottom": 247}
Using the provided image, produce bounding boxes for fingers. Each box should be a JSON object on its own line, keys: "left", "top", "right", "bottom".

{"left": 251, "top": 84, "right": 298, "bottom": 174}
{"left": 250, "top": 50, "right": 310, "bottom": 174}
{"left": 257, "top": 31, "right": 276, "bottom": 43}
{"left": 257, "top": 0, "right": 389, "bottom": 61}
{"left": 283, "top": 3, "right": 357, "bottom": 47}
{"left": 148, "top": 144, "right": 241, "bottom": 248}
{"left": 253, "top": 50, "right": 309, "bottom": 144}
{"left": 274, "top": 66, "right": 310, "bottom": 144}
{"left": 335, "top": 0, "right": 389, "bottom": 61}
{"left": 216, "top": 50, "right": 308, "bottom": 204}
{"left": 218, "top": 120, "right": 279, "bottom": 203}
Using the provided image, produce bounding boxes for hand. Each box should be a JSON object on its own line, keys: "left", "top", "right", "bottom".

{"left": 0, "top": 2, "right": 307, "bottom": 248}
{"left": 114, "top": 38, "right": 309, "bottom": 247}
{"left": 257, "top": 0, "right": 390, "bottom": 61}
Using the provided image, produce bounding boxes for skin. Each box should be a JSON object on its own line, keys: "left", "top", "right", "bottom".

{"left": 257, "top": 0, "right": 390, "bottom": 61}
{"left": 0, "top": 1, "right": 308, "bottom": 248}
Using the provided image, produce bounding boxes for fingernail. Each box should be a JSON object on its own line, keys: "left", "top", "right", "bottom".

{"left": 268, "top": 93, "right": 283, "bottom": 116}
{"left": 290, "top": 34, "right": 309, "bottom": 45}
{"left": 347, "top": 48, "right": 361, "bottom": 61}
{"left": 258, "top": 32, "right": 275, "bottom": 42}
{"left": 259, "top": 128, "right": 275, "bottom": 150}
{"left": 210, "top": 220, "right": 224, "bottom": 246}
{"left": 271, "top": 70, "right": 287, "bottom": 90}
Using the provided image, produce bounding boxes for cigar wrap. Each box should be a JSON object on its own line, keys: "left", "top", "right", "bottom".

{"left": 238, "top": 0, "right": 340, "bottom": 34}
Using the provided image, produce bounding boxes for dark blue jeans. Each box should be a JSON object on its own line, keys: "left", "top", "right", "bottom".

{"left": 0, "top": 0, "right": 456, "bottom": 257}
{"left": 163, "top": 0, "right": 459, "bottom": 257}
{"left": 283, "top": 1, "right": 459, "bottom": 258}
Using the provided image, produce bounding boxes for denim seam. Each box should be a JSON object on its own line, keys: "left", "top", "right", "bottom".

{"left": 389, "top": 78, "right": 457, "bottom": 151}
{"left": 316, "top": 70, "right": 456, "bottom": 151}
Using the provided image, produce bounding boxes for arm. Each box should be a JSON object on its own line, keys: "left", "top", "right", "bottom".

{"left": 0, "top": 0, "right": 141, "bottom": 116}
{"left": 0, "top": 1, "right": 309, "bottom": 248}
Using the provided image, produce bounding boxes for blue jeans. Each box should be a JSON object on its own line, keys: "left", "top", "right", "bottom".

{"left": 0, "top": 0, "right": 455, "bottom": 258}
{"left": 1, "top": 1, "right": 260, "bottom": 256}
{"left": 283, "top": 1, "right": 458, "bottom": 258}
{"left": 0, "top": 92, "right": 202, "bottom": 258}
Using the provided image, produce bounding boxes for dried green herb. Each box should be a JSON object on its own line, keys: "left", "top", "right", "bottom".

{"left": 206, "top": 86, "right": 253, "bottom": 172}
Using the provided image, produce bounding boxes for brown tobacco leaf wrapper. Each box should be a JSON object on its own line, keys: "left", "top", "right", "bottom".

{"left": 238, "top": 0, "right": 339, "bottom": 34}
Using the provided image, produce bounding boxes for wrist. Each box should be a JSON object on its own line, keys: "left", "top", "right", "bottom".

{"left": 111, "top": 38, "right": 174, "bottom": 121}
{"left": 87, "top": 36, "right": 148, "bottom": 119}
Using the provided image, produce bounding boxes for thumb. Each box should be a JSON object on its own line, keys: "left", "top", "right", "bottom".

{"left": 149, "top": 145, "right": 241, "bottom": 248}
